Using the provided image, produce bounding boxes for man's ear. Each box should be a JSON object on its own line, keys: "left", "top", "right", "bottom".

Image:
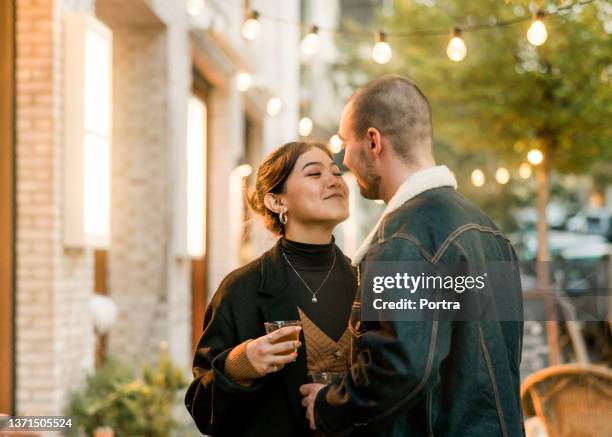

{"left": 367, "top": 127, "right": 383, "bottom": 159}
{"left": 263, "top": 193, "right": 285, "bottom": 215}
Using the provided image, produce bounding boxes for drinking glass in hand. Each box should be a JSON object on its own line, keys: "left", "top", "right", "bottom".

{"left": 264, "top": 320, "right": 301, "bottom": 355}
{"left": 306, "top": 372, "right": 344, "bottom": 385}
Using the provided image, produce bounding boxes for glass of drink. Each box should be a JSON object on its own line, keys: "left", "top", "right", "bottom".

{"left": 306, "top": 372, "right": 344, "bottom": 385}
{"left": 264, "top": 320, "right": 301, "bottom": 355}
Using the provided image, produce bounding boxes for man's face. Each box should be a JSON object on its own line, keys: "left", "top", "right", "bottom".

{"left": 339, "top": 104, "right": 381, "bottom": 200}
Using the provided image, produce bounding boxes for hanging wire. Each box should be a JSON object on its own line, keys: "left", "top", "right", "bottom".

{"left": 222, "top": 0, "right": 594, "bottom": 38}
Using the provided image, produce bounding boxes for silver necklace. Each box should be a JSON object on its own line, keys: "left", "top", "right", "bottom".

{"left": 281, "top": 248, "right": 337, "bottom": 304}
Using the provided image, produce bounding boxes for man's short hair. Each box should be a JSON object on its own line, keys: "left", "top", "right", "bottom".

{"left": 349, "top": 75, "right": 433, "bottom": 162}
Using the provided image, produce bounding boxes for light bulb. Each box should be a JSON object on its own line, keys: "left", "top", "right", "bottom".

{"left": 236, "top": 72, "right": 251, "bottom": 92}
{"left": 527, "top": 11, "right": 548, "bottom": 46}
{"left": 446, "top": 28, "right": 467, "bottom": 62}
{"left": 186, "top": 0, "right": 205, "bottom": 16}
{"left": 241, "top": 11, "right": 260, "bottom": 41}
{"left": 372, "top": 31, "right": 392, "bottom": 64}
{"left": 495, "top": 167, "right": 510, "bottom": 185}
{"left": 527, "top": 149, "right": 544, "bottom": 165}
{"left": 301, "top": 25, "right": 319, "bottom": 57}
{"left": 519, "top": 163, "right": 532, "bottom": 179}
{"left": 234, "top": 164, "right": 252, "bottom": 179}
{"left": 329, "top": 134, "right": 343, "bottom": 153}
{"left": 298, "top": 117, "right": 313, "bottom": 137}
{"left": 267, "top": 97, "right": 282, "bottom": 116}
{"left": 471, "top": 169, "right": 485, "bottom": 187}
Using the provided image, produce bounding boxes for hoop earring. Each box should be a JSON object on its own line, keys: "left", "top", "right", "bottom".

{"left": 279, "top": 209, "right": 288, "bottom": 225}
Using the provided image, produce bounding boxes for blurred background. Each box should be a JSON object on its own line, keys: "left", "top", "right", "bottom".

{"left": 0, "top": 0, "right": 610, "bottom": 435}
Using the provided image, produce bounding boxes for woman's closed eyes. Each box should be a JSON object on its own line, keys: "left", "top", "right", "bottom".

{"left": 304, "top": 165, "right": 342, "bottom": 178}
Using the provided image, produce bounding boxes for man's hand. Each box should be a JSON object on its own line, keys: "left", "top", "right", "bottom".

{"left": 300, "top": 383, "right": 324, "bottom": 430}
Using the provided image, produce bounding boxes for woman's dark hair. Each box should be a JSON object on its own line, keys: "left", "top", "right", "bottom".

{"left": 247, "top": 141, "right": 333, "bottom": 235}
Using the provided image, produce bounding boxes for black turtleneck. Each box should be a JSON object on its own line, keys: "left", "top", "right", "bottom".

{"left": 281, "top": 237, "right": 355, "bottom": 342}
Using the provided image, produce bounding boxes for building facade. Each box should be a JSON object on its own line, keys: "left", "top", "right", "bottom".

{"left": 3, "top": 0, "right": 302, "bottom": 418}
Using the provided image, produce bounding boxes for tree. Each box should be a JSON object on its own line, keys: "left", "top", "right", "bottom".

{"left": 335, "top": 0, "right": 612, "bottom": 364}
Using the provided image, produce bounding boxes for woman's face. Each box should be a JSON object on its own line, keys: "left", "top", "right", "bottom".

{"left": 280, "top": 148, "right": 349, "bottom": 227}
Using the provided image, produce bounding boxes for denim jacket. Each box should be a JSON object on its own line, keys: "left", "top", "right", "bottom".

{"left": 314, "top": 167, "right": 525, "bottom": 437}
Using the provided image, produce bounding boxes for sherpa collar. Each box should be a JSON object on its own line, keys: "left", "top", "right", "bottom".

{"left": 352, "top": 165, "right": 458, "bottom": 266}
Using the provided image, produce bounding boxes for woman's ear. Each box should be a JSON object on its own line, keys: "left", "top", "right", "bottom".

{"left": 263, "top": 193, "right": 285, "bottom": 215}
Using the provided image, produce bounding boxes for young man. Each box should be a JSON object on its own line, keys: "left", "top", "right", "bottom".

{"left": 301, "top": 75, "right": 525, "bottom": 437}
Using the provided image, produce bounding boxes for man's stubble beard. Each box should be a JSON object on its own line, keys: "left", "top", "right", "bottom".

{"left": 357, "top": 150, "right": 381, "bottom": 200}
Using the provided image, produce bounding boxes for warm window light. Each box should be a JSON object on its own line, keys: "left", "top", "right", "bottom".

{"left": 267, "top": 97, "right": 282, "bottom": 116}
{"left": 495, "top": 167, "right": 510, "bottom": 185}
{"left": 527, "top": 11, "right": 548, "bottom": 46}
{"left": 236, "top": 72, "right": 251, "bottom": 92}
{"left": 186, "top": 96, "right": 206, "bottom": 258}
{"left": 447, "top": 27, "right": 467, "bottom": 62}
{"left": 241, "top": 10, "right": 260, "bottom": 41}
{"left": 519, "top": 162, "right": 532, "bottom": 179}
{"left": 299, "top": 117, "right": 313, "bottom": 137}
{"left": 329, "top": 134, "right": 343, "bottom": 153}
{"left": 64, "top": 14, "right": 112, "bottom": 248}
{"left": 471, "top": 169, "right": 485, "bottom": 187}
{"left": 301, "top": 25, "right": 319, "bottom": 57}
{"left": 372, "top": 31, "right": 392, "bottom": 64}
{"left": 527, "top": 149, "right": 544, "bottom": 165}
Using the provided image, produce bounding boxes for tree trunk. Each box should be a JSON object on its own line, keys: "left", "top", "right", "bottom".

{"left": 535, "top": 137, "right": 561, "bottom": 365}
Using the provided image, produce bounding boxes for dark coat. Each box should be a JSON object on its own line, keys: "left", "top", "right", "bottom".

{"left": 314, "top": 187, "right": 526, "bottom": 437}
{"left": 185, "top": 239, "right": 356, "bottom": 437}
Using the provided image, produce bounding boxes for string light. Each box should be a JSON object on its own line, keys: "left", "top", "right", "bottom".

{"left": 495, "top": 167, "right": 510, "bottom": 184}
{"left": 372, "top": 31, "right": 392, "bottom": 64}
{"left": 298, "top": 117, "right": 313, "bottom": 136}
{"left": 242, "top": 10, "right": 260, "bottom": 41}
{"left": 527, "top": 149, "right": 544, "bottom": 165}
{"left": 267, "top": 97, "right": 282, "bottom": 116}
{"left": 225, "top": 1, "right": 595, "bottom": 65}
{"left": 329, "top": 134, "right": 343, "bottom": 153}
{"left": 446, "top": 27, "right": 467, "bottom": 62}
{"left": 236, "top": 72, "right": 251, "bottom": 92}
{"left": 233, "top": 164, "right": 252, "bottom": 178}
{"left": 186, "top": 0, "right": 205, "bottom": 16}
{"left": 527, "top": 10, "right": 548, "bottom": 46}
{"left": 519, "top": 162, "right": 532, "bottom": 179}
{"left": 301, "top": 25, "right": 319, "bottom": 57}
{"left": 471, "top": 169, "right": 485, "bottom": 187}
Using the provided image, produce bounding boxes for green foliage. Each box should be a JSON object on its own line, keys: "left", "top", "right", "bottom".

{"left": 338, "top": 0, "right": 611, "bottom": 173}
{"left": 65, "top": 348, "right": 187, "bottom": 437}
{"left": 335, "top": 0, "right": 611, "bottom": 230}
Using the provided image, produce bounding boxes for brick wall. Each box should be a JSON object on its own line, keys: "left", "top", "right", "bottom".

{"left": 106, "top": 25, "right": 170, "bottom": 363}
{"left": 15, "top": 0, "right": 96, "bottom": 415}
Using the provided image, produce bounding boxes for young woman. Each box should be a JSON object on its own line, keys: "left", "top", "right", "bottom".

{"left": 185, "top": 142, "right": 357, "bottom": 436}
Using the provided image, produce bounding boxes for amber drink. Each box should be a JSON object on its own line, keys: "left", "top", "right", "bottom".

{"left": 264, "top": 320, "right": 301, "bottom": 355}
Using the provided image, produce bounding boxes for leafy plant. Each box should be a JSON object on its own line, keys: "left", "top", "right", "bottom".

{"left": 66, "top": 347, "right": 187, "bottom": 437}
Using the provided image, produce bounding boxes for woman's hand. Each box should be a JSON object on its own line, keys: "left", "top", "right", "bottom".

{"left": 245, "top": 326, "right": 302, "bottom": 375}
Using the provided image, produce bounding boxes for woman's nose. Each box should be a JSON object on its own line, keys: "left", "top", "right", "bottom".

{"left": 326, "top": 174, "right": 340, "bottom": 188}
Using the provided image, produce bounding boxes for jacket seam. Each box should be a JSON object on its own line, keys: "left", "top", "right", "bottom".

{"left": 432, "top": 224, "right": 511, "bottom": 264}
{"left": 478, "top": 324, "right": 509, "bottom": 437}
{"left": 350, "top": 319, "right": 439, "bottom": 430}
{"left": 427, "top": 390, "right": 434, "bottom": 437}
{"left": 371, "top": 233, "right": 435, "bottom": 264}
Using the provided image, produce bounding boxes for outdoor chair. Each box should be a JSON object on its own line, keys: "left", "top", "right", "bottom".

{"left": 521, "top": 364, "right": 612, "bottom": 437}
